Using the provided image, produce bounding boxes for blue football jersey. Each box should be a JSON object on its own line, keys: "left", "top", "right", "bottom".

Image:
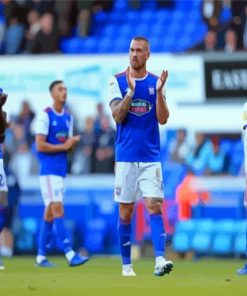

{"left": 109, "top": 71, "right": 162, "bottom": 162}
{"left": 36, "top": 107, "right": 73, "bottom": 177}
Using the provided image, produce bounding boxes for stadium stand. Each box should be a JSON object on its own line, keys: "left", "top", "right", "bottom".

{"left": 61, "top": 0, "right": 208, "bottom": 53}
{"left": 173, "top": 218, "right": 246, "bottom": 257}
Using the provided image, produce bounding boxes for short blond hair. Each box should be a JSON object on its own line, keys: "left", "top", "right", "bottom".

{"left": 131, "top": 36, "right": 150, "bottom": 51}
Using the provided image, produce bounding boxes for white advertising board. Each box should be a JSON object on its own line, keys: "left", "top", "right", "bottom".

{"left": 0, "top": 54, "right": 204, "bottom": 124}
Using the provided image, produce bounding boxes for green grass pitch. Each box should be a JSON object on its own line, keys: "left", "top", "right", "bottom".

{"left": 0, "top": 256, "right": 246, "bottom": 296}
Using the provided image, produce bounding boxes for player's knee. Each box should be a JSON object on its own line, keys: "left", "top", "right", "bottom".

{"left": 120, "top": 211, "right": 132, "bottom": 220}
{"left": 44, "top": 204, "right": 54, "bottom": 221}
{"left": 119, "top": 204, "right": 134, "bottom": 220}
{"left": 50, "top": 202, "right": 64, "bottom": 218}
{"left": 0, "top": 191, "right": 7, "bottom": 206}
{"left": 146, "top": 198, "right": 163, "bottom": 214}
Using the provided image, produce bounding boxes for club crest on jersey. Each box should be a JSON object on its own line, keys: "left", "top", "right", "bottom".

{"left": 129, "top": 99, "right": 152, "bottom": 116}
{"left": 148, "top": 87, "right": 155, "bottom": 95}
{"left": 56, "top": 132, "right": 67, "bottom": 143}
{"left": 116, "top": 186, "right": 121, "bottom": 196}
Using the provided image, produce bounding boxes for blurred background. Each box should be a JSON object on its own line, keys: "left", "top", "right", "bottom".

{"left": 0, "top": 0, "right": 247, "bottom": 261}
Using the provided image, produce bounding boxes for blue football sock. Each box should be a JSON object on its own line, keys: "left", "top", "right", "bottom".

{"left": 150, "top": 213, "right": 166, "bottom": 258}
{"left": 118, "top": 217, "right": 132, "bottom": 265}
{"left": 54, "top": 217, "right": 72, "bottom": 254}
{"left": 37, "top": 220, "right": 53, "bottom": 256}
{"left": 0, "top": 205, "right": 8, "bottom": 232}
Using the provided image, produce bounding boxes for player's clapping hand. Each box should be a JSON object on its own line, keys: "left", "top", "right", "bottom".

{"left": 126, "top": 66, "right": 135, "bottom": 92}
{"left": 156, "top": 70, "right": 168, "bottom": 93}
{"left": 64, "top": 135, "right": 81, "bottom": 151}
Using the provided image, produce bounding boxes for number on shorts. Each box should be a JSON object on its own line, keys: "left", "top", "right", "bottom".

{"left": 0, "top": 174, "right": 5, "bottom": 187}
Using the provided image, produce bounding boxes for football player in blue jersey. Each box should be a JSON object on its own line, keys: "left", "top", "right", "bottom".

{"left": 109, "top": 36, "right": 173, "bottom": 276}
{"left": 0, "top": 88, "right": 9, "bottom": 270}
{"left": 237, "top": 102, "right": 247, "bottom": 275}
{"left": 35, "top": 80, "right": 89, "bottom": 267}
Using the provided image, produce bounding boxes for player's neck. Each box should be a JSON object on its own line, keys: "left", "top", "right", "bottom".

{"left": 53, "top": 103, "right": 64, "bottom": 113}
{"left": 130, "top": 67, "right": 148, "bottom": 79}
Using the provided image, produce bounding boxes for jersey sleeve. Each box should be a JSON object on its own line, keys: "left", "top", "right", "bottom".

{"left": 243, "top": 102, "right": 247, "bottom": 129}
{"left": 69, "top": 115, "right": 73, "bottom": 137}
{"left": 36, "top": 111, "right": 49, "bottom": 136}
{"left": 108, "top": 76, "right": 122, "bottom": 106}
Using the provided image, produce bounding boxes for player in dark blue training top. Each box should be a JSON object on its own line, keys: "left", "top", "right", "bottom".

{"left": 109, "top": 36, "right": 173, "bottom": 276}
{"left": 35, "top": 80, "right": 88, "bottom": 267}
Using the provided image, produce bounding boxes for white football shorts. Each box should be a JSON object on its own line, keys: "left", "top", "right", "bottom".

{"left": 39, "top": 175, "right": 65, "bottom": 206}
{"left": 0, "top": 159, "right": 8, "bottom": 192}
{"left": 114, "top": 162, "right": 164, "bottom": 203}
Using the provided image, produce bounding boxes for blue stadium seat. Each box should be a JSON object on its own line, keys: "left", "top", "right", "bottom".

{"left": 172, "top": 220, "right": 197, "bottom": 252}
{"left": 15, "top": 218, "right": 38, "bottom": 252}
{"left": 188, "top": 9, "right": 201, "bottom": 22}
{"left": 175, "top": 0, "right": 196, "bottom": 10}
{"left": 119, "top": 24, "right": 133, "bottom": 36}
{"left": 191, "top": 219, "right": 214, "bottom": 254}
{"left": 234, "top": 220, "right": 246, "bottom": 234}
{"left": 195, "top": 219, "right": 215, "bottom": 233}
{"left": 103, "top": 25, "right": 117, "bottom": 38}
{"left": 149, "top": 37, "right": 161, "bottom": 52}
{"left": 135, "top": 24, "right": 149, "bottom": 35}
{"left": 192, "top": 232, "right": 211, "bottom": 254}
{"left": 184, "top": 23, "right": 197, "bottom": 34}
{"left": 155, "top": 10, "right": 171, "bottom": 24}
{"left": 113, "top": 0, "right": 128, "bottom": 11}
{"left": 84, "top": 218, "right": 107, "bottom": 253}
{"left": 210, "top": 220, "right": 236, "bottom": 255}
{"left": 172, "top": 232, "right": 191, "bottom": 253}
{"left": 212, "top": 233, "right": 233, "bottom": 255}
{"left": 214, "top": 219, "right": 235, "bottom": 235}
{"left": 141, "top": 0, "right": 157, "bottom": 10}
{"left": 162, "top": 37, "right": 174, "bottom": 49}
{"left": 108, "top": 10, "right": 125, "bottom": 23}
{"left": 113, "top": 36, "right": 130, "bottom": 52}
{"left": 234, "top": 233, "right": 246, "bottom": 255}
{"left": 125, "top": 10, "right": 137, "bottom": 22}
{"left": 172, "top": 10, "right": 184, "bottom": 21}
{"left": 175, "top": 219, "right": 197, "bottom": 235}
{"left": 82, "top": 38, "right": 98, "bottom": 53}
{"left": 96, "top": 37, "right": 112, "bottom": 53}
{"left": 150, "top": 24, "right": 165, "bottom": 38}
{"left": 140, "top": 10, "right": 155, "bottom": 22}
{"left": 23, "top": 217, "right": 38, "bottom": 234}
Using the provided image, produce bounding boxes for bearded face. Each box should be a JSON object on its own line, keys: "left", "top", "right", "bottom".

{"left": 129, "top": 40, "right": 150, "bottom": 71}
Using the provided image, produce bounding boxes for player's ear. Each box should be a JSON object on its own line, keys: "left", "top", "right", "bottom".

{"left": 147, "top": 51, "right": 150, "bottom": 60}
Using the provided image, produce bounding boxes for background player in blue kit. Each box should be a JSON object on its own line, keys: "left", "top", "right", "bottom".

{"left": 237, "top": 102, "right": 247, "bottom": 275}
{"left": 35, "top": 80, "right": 89, "bottom": 267}
{"left": 109, "top": 36, "right": 173, "bottom": 277}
